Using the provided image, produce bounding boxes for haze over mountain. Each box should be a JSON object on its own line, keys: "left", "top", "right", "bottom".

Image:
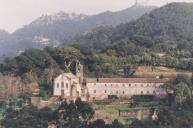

{"left": 14, "top": 4, "right": 155, "bottom": 42}
{"left": 0, "top": 4, "right": 156, "bottom": 57}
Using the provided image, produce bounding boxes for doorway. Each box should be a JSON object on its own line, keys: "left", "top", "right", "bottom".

{"left": 61, "top": 89, "right": 64, "bottom": 97}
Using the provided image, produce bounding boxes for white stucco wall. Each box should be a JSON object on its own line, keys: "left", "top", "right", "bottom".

{"left": 87, "top": 82, "right": 166, "bottom": 100}
{"left": 53, "top": 74, "right": 82, "bottom": 98}
{"left": 54, "top": 75, "right": 71, "bottom": 96}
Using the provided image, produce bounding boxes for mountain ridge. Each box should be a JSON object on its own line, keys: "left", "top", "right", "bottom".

{"left": 0, "top": 4, "right": 156, "bottom": 57}
{"left": 74, "top": 2, "right": 193, "bottom": 52}
{"left": 28, "top": 12, "right": 87, "bottom": 26}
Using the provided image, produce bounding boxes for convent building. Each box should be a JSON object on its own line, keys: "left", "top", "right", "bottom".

{"left": 53, "top": 63, "right": 167, "bottom": 101}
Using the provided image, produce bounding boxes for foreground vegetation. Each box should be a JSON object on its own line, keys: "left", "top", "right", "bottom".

{"left": 1, "top": 98, "right": 125, "bottom": 128}
{"left": 0, "top": 75, "right": 192, "bottom": 128}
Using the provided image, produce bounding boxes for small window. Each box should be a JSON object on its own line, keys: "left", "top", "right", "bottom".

{"left": 141, "top": 91, "right": 143, "bottom": 94}
{"left": 61, "top": 82, "right": 64, "bottom": 88}
{"left": 93, "top": 97, "right": 95, "bottom": 100}
{"left": 123, "top": 91, "right": 125, "bottom": 94}
{"left": 66, "top": 83, "right": 68, "bottom": 88}
{"left": 105, "top": 90, "right": 107, "bottom": 93}
{"left": 94, "top": 90, "right": 96, "bottom": 93}
{"left": 135, "top": 84, "right": 137, "bottom": 87}
{"left": 153, "top": 91, "right": 156, "bottom": 94}
{"left": 116, "top": 91, "right": 119, "bottom": 94}
{"left": 105, "top": 84, "right": 107, "bottom": 87}
{"left": 111, "top": 84, "right": 113, "bottom": 87}
{"left": 57, "top": 83, "right": 59, "bottom": 88}
{"left": 122, "top": 84, "right": 125, "bottom": 87}
{"left": 129, "top": 84, "right": 131, "bottom": 87}
{"left": 147, "top": 91, "right": 150, "bottom": 94}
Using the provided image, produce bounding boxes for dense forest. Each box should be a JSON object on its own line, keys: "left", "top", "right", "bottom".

{"left": 75, "top": 3, "right": 193, "bottom": 52}
{"left": 0, "top": 44, "right": 193, "bottom": 99}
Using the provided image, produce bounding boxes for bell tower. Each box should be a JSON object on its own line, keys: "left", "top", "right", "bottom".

{"left": 76, "top": 62, "right": 83, "bottom": 84}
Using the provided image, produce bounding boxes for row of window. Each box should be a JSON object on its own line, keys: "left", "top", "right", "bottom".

{"left": 141, "top": 91, "right": 156, "bottom": 94}
{"left": 56, "top": 82, "right": 68, "bottom": 89}
{"left": 93, "top": 90, "right": 157, "bottom": 95}
{"left": 93, "top": 83, "right": 162, "bottom": 88}
{"left": 93, "top": 90, "right": 125, "bottom": 94}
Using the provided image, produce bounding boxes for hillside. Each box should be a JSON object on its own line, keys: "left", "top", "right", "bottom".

{"left": 77, "top": 2, "right": 193, "bottom": 52}
{"left": 133, "top": 66, "right": 192, "bottom": 78}
{"left": 0, "top": 30, "right": 20, "bottom": 57}
{"left": 112, "top": 3, "right": 193, "bottom": 47}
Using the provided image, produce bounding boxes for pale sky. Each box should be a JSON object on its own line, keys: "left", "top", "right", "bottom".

{"left": 0, "top": 0, "right": 192, "bottom": 33}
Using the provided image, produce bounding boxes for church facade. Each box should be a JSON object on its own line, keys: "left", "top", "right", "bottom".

{"left": 53, "top": 63, "right": 168, "bottom": 101}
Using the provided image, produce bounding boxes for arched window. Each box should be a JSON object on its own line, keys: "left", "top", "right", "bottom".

{"left": 66, "top": 83, "right": 68, "bottom": 88}
{"left": 61, "top": 82, "right": 64, "bottom": 88}
{"left": 141, "top": 91, "right": 143, "bottom": 94}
